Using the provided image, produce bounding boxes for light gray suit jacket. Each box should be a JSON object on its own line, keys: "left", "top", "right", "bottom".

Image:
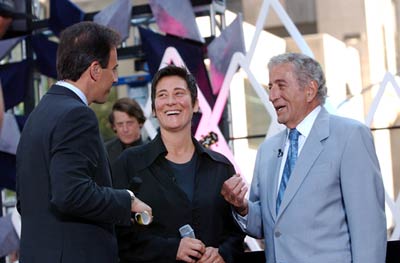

{"left": 244, "top": 107, "right": 386, "bottom": 263}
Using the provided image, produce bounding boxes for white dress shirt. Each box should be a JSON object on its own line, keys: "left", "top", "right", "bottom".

{"left": 55, "top": 80, "right": 88, "bottom": 106}
{"left": 275, "top": 106, "right": 321, "bottom": 193}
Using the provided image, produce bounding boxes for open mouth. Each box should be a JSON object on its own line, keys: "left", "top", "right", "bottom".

{"left": 166, "top": 110, "right": 180, "bottom": 116}
{"left": 275, "top": 105, "right": 286, "bottom": 113}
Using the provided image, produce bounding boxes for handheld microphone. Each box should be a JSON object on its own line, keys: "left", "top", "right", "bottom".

{"left": 277, "top": 149, "right": 283, "bottom": 158}
{"left": 179, "top": 224, "right": 195, "bottom": 238}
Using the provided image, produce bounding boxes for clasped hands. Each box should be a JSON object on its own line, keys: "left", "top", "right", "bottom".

{"left": 176, "top": 237, "right": 225, "bottom": 263}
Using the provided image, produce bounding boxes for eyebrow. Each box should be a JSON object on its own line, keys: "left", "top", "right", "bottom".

{"left": 274, "top": 79, "right": 287, "bottom": 84}
{"left": 269, "top": 79, "right": 287, "bottom": 86}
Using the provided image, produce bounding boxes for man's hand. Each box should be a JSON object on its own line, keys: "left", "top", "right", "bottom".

{"left": 131, "top": 197, "right": 152, "bottom": 216}
{"left": 221, "top": 174, "right": 249, "bottom": 216}
{"left": 197, "top": 247, "right": 225, "bottom": 263}
{"left": 176, "top": 237, "right": 206, "bottom": 263}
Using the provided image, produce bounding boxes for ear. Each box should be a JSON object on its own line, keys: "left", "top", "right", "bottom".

{"left": 306, "top": 80, "right": 318, "bottom": 102}
{"left": 89, "top": 61, "right": 102, "bottom": 80}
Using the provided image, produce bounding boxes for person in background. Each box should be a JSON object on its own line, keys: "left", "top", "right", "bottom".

{"left": 0, "top": 4, "right": 12, "bottom": 39}
{"left": 16, "top": 21, "right": 151, "bottom": 263}
{"left": 221, "top": 52, "right": 387, "bottom": 263}
{"left": 105, "top": 97, "right": 147, "bottom": 260}
{"left": 0, "top": 207, "right": 19, "bottom": 262}
{"left": 113, "top": 65, "right": 244, "bottom": 263}
{"left": 106, "top": 97, "right": 146, "bottom": 188}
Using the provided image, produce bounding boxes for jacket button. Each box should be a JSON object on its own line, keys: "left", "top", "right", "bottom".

{"left": 275, "top": 231, "right": 281, "bottom": 238}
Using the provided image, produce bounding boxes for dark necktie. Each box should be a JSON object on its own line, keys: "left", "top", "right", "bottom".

{"left": 276, "top": 128, "right": 300, "bottom": 215}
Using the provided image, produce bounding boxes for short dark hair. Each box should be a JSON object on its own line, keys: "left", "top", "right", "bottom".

{"left": 56, "top": 21, "right": 121, "bottom": 81}
{"left": 150, "top": 65, "right": 197, "bottom": 111}
{"left": 108, "top": 97, "right": 146, "bottom": 125}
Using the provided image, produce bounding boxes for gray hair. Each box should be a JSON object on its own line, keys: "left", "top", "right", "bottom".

{"left": 268, "top": 53, "right": 327, "bottom": 104}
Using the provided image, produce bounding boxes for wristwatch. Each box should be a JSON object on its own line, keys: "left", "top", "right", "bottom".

{"left": 127, "top": 190, "right": 135, "bottom": 202}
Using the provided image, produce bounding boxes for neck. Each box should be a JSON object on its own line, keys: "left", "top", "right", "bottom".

{"left": 62, "top": 75, "right": 92, "bottom": 104}
{"left": 161, "top": 130, "right": 195, "bottom": 163}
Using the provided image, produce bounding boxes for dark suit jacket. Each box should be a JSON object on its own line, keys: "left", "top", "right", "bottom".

{"left": 113, "top": 134, "right": 244, "bottom": 263}
{"left": 16, "top": 84, "right": 132, "bottom": 263}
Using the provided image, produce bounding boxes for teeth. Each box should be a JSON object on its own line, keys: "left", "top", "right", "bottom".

{"left": 166, "top": 110, "right": 180, "bottom": 115}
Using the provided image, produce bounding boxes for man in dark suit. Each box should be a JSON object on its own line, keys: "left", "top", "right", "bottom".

{"left": 221, "top": 53, "right": 386, "bottom": 262}
{"left": 16, "top": 21, "right": 152, "bottom": 263}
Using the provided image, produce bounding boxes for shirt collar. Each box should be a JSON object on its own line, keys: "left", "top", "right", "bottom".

{"left": 288, "top": 105, "right": 321, "bottom": 138}
{"left": 55, "top": 80, "right": 88, "bottom": 106}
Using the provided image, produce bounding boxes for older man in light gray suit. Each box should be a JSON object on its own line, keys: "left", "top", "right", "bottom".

{"left": 221, "top": 53, "right": 387, "bottom": 263}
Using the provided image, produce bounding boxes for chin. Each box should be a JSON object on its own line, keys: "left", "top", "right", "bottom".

{"left": 121, "top": 139, "right": 135, "bottom": 144}
{"left": 93, "top": 98, "right": 107, "bottom": 104}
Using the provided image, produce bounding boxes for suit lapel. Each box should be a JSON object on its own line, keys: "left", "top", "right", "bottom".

{"left": 277, "top": 108, "right": 330, "bottom": 218}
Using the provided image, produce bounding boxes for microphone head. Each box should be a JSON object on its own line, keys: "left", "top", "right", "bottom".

{"left": 179, "top": 224, "right": 195, "bottom": 238}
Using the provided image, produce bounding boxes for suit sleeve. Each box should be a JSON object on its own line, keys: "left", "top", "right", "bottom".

{"left": 245, "top": 144, "right": 265, "bottom": 239}
{"left": 340, "top": 124, "right": 387, "bottom": 263}
{"left": 49, "top": 106, "right": 131, "bottom": 225}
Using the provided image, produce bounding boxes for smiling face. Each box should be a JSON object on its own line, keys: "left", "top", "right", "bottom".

{"left": 268, "top": 62, "right": 317, "bottom": 129}
{"left": 153, "top": 75, "right": 199, "bottom": 133}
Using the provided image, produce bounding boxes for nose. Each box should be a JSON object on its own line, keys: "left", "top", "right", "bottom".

{"left": 268, "top": 85, "right": 279, "bottom": 102}
{"left": 122, "top": 123, "right": 129, "bottom": 132}
{"left": 167, "top": 94, "right": 177, "bottom": 105}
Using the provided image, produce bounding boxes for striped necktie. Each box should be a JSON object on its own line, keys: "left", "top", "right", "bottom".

{"left": 276, "top": 128, "right": 300, "bottom": 215}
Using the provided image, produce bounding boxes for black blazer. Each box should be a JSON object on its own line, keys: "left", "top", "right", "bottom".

{"left": 105, "top": 136, "right": 143, "bottom": 187}
{"left": 113, "top": 134, "right": 244, "bottom": 263}
{"left": 16, "top": 85, "right": 132, "bottom": 263}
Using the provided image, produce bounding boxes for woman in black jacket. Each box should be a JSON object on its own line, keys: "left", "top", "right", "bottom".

{"left": 113, "top": 65, "right": 244, "bottom": 263}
